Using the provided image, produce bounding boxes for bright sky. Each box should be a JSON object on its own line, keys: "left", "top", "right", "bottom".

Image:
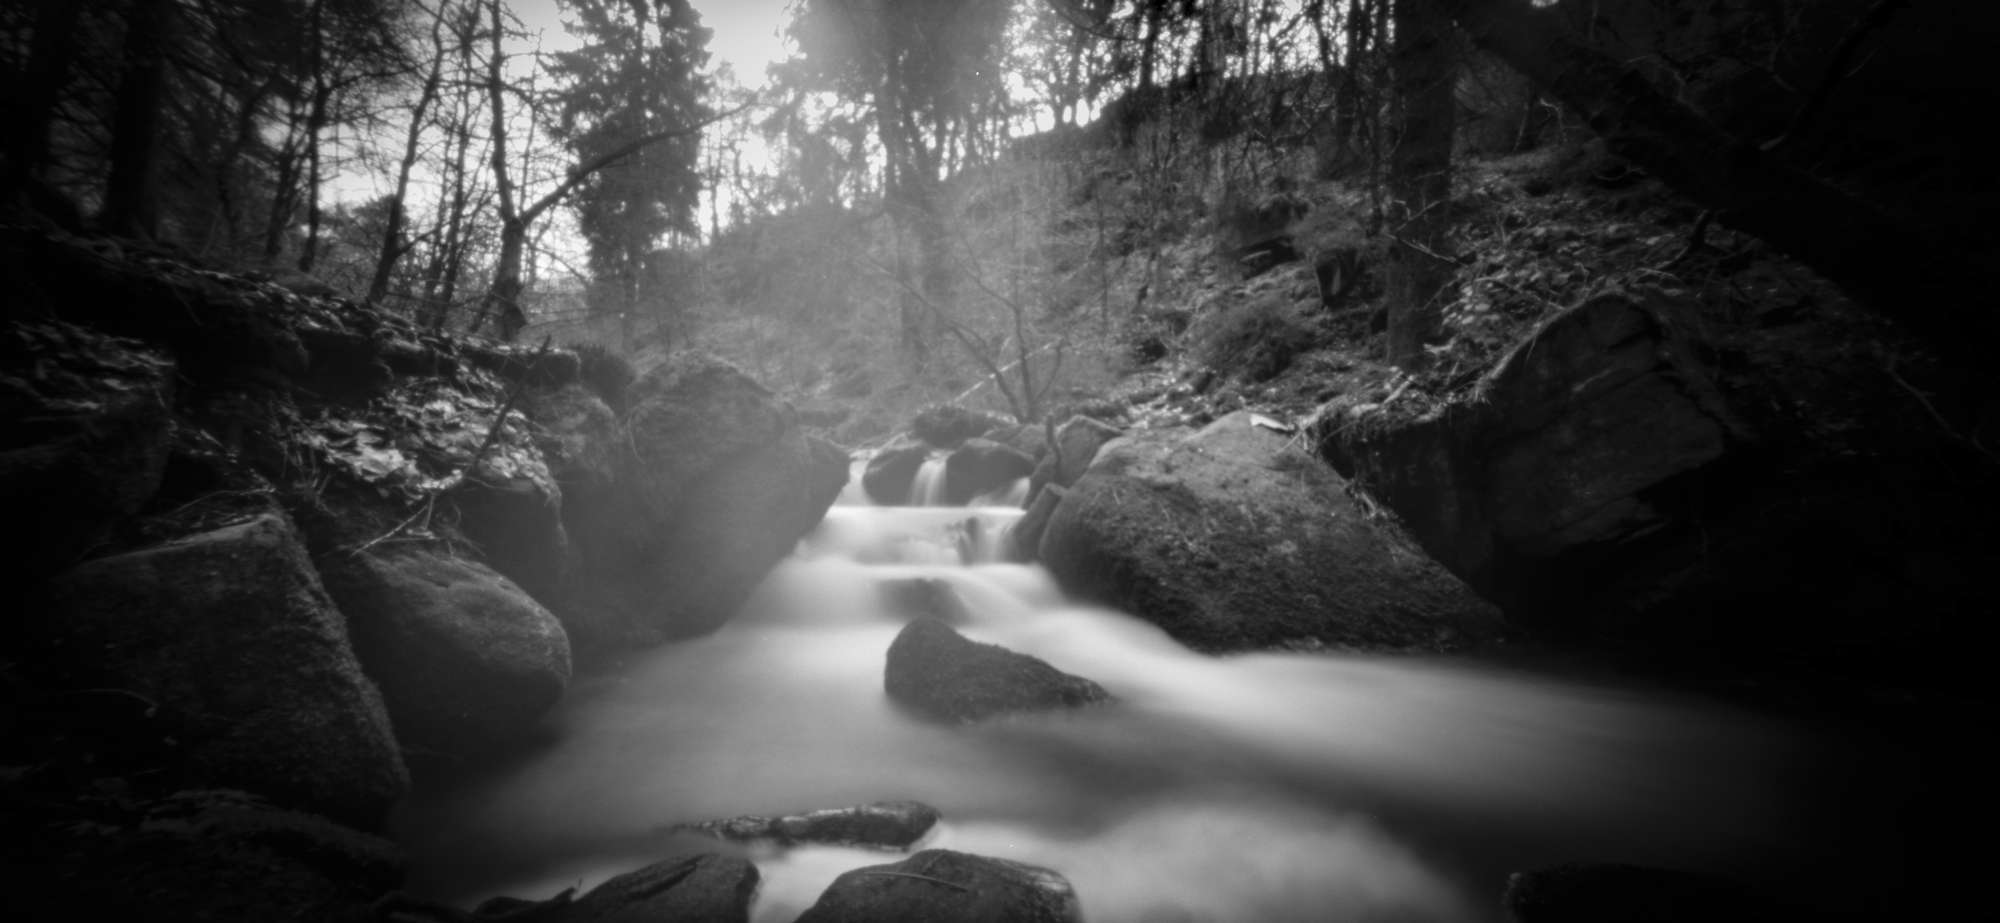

{"left": 511, "top": 0, "right": 796, "bottom": 87}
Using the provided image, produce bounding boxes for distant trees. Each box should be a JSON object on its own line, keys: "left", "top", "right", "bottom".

{"left": 783, "top": 0, "right": 1012, "bottom": 365}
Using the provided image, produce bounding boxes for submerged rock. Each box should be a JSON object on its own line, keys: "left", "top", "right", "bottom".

{"left": 1040, "top": 411, "right": 1504, "bottom": 653}
{"left": 885, "top": 618, "right": 1111, "bottom": 723}
{"left": 680, "top": 801, "right": 941, "bottom": 849}
{"left": 28, "top": 512, "right": 407, "bottom": 829}
{"left": 880, "top": 578, "right": 971, "bottom": 623}
{"left": 315, "top": 547, "right": 570, "bottom": 762}
{"left": 473, "top": 854, "right": 758, "bottom": 923}
{"left": 795, "top": 849, "right": 1082, "bottom": 923}
{"left": 942, "top": 438, "right": 1035, "bottom": 504}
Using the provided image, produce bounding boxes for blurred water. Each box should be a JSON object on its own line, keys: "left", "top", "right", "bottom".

{"left": 396, "top": 478, "right": 1910, "bottom": 922}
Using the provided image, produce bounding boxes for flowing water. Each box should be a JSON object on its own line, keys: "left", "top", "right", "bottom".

{"left": 396, "top": 465, "right": 1919, "bottom": 921}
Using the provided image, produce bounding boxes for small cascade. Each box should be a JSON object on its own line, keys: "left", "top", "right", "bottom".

{"left": 907, "top": 456, "right": 949, "bottom": 505}
{"left": 395, "top": 451, "right": 1913, "bottom": 923}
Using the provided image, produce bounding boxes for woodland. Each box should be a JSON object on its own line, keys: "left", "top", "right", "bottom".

{"left": 4, "top": 0, "right": 1998, "bottom": 921}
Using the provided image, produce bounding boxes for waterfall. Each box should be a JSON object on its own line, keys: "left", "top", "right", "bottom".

{"left": 393, "top": 456, "right": 1913, "bottom": 923}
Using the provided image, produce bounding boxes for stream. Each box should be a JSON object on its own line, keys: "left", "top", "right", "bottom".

{"left": 396, "top": 462, "right": 1920, "bottom": 922}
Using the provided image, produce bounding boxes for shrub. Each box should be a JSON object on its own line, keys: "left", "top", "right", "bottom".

{"left": 1193, "top": 295, "right": 1321, "bottom": 383}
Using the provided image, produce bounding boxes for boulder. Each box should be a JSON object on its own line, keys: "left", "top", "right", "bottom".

{"left": 805, "top": 435, "right": 853, "bottom": 514}
{"left": 1009, "top": 485, "right": 1065, "bottom": 563}
{"left": 1041, "top": 411, "right": 1505, "bottom": 653}
{"left": 562, "top": 353, "right": 842, "bottom": 645}
{"left": 1025, "top": 416, "right": 1123, "bottom": 504}
{"left": 978, "top": 422, "right": 1051, "bottom": 463}
{"left": 910, "top": 404, "right": 1011, "bottom": 449}
{"left": 942, "top": 438, "right": 1035, "bottom": 504}
{"left": 863, "top": 440, "right": 930, "bottom": 505}
{"left": 445, "top": 474, "right": 568, "bottom": 602}
{"left": 28, "top": 512, "right": 407, "bottom": 829}
{"left": 521, "top": 383, "right": 619, "bottom": 494}
{"left": 795, "top": 849, "right": 1082, "bottom": 923}
{"left": 315, "top": 547, "right": 571, "bottom": 761}
{"left": 0, "top": 321, "right": 175, "bottom": 583}
{"left": 680, "top": 801, "right": 941, "bottom": 849}
{"left": 886, "top": 618, "right": 1111, "bottom": 723}
{"left": 474, "top": 854, "right": 759, "bottom": 923}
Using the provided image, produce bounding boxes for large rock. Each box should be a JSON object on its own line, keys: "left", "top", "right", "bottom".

{"left": 445, "top": 474, "right": 568, "bottom": 602}
{"left": 942, "top": 438, "right": 1035, "bottom": 504}
{"left": 27, "top": 512, "right": 408, "bottom": 829}
{"left": 863, "top": 440, "right": 930, "bottom": 505}
{"left": 680, "top": 801, "right": 941, "bottom": 849}
{"left": 562, "top": 353, "right": 845, "bottom": 645}
{"left": 0, "top": 322, "right": 174, "bottom": 583}
{"left": 1025, "top": 416, "right": 1123, "bottom": 504}
{"left": 886, "top": 618, "right": 1111, "bottom": 723}
{"left": 315, "top": 547, "right": 571, "bottom": 761}
{"left": 1041, "top": 411, "right": 1505, "bottom": 652}
{"left": 795, "top": 849, "right": 1082, "bottom": 923}
{"left": 474, "top": 854, "right": 759, "bottom": 923}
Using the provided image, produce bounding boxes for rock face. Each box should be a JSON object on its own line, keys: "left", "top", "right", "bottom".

{"left": 795, "top": 849, "right": 1082, "bottom": 923}
{"left": 28, "top": 512, "right": 408, "bottom": 829}
{"left": 0, "top": 322, "right": 175, "bottom": 583}
{"left": 681, "top": 801, "right": 941, "bottom": 849}
{"left": 480, "top": 854, "right": 759, "bottom": 923}
{"left": 886, "top": 618, "right": 1111, "bottom": 722}
{"left": 315, "top": 547, "right": 571, "bottom": 760}
{"left": 1040, "top": 411, "right": 1505, "bottom": 652}
{"left": 1026, "top": 416, "right": 1123, "bottom": 504}
{"left": 942, "top": 438, "right": 1035, "bottom": 504}
{"left": 863, "top": 440, "right": 930, "bottom": 505}
{"left": 1320, "top": 291, "right": 1742, "bottom": 621}
{"left": 562, "top": 353, "right": 847, "bottom": 644}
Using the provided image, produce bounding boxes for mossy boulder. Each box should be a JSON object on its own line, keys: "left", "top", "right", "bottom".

{"left": 28, "top": 512, "right": 407, "bottom": 829}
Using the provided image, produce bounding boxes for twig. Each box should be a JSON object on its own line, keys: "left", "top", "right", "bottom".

{"left": 345, "top": 495, "right": 437, "bottom": 558}
{"left": 1882, "top": 359, "right": 1998, "bottom": 464}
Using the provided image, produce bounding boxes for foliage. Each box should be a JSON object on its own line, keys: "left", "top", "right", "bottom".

{"left": 548, "top": 0, "right": 713, "bottom": 322}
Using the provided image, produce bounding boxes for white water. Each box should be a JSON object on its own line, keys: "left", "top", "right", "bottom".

{"left": 396, "top": 470, "right": 1912, "bottom": 921}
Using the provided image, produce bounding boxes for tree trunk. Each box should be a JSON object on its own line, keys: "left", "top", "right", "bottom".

{"left": 1439, "top": 0, "right": 1986, "bottom": 360}
{"left": 101, "top": 0, "right": 173, "bottom": 238}
{"left": 1385, "top": 0, "right": 1457, "bottom": 371}
{"left": 7, "top": 0, "right": 83, "bottom": 203}
{"left": 368, "top": 4, "right": 451, "bottom": 307}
